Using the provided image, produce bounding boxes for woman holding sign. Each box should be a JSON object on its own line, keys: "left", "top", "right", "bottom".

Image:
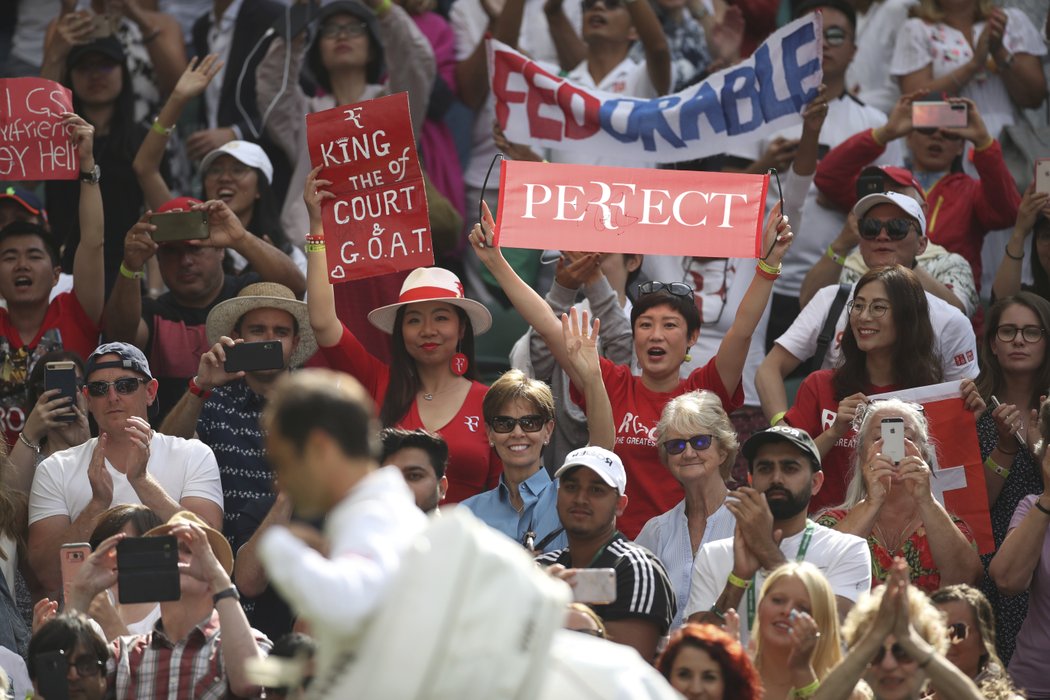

{"left": 469, "top": 199, "right": 793, "bottom": 538}
{"left": 305, "top": 167, "right": 499, "bottom": 503}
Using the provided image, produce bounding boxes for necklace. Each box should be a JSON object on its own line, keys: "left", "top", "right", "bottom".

{"left": 874, "top": 516, "right": 919, "bottom": 554}
{"left": 421, "top": 382, "right": 461, "bottom": 401}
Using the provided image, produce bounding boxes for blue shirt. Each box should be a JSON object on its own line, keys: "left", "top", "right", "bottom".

{"left": 461, "top": 469, "right": 567, "bottom": 554}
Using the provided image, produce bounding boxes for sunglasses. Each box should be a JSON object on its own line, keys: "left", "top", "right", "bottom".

{"left": 663, "top": 434, "right": 714, "bottom": 455}
{"left": 871, "top": 643, "right": 914, "bottom": 666}
{"left": 638, "top": 281, "right": 694, "bottom": 298}
{"left": 947, "top": 622, "right": 969, "bottom": 644}
{"left": 996, "top": 324, "right": 1046, "bottom": 343}
{"left": 582, "top": 0, "right": 624, "bottom": 9}
{"left": 489, "top": 415, "right": 547, "bottom": 433}
{"left": 914, "top": 127, "right": 962, "bottom": 141}
{"left": 858, "top": 218, "right": 917, "bottom": 240}
{"left": 85, "top": 377, "right": 148, "bottom": 397}
{"left": 824, "top": 26, "right": 848, "bottom": 46}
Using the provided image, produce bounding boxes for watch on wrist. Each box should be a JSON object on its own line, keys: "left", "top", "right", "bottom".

{"left": 213, "top": 586, "right": 240, "bottom": 606}
{"left": 79, "top": 164, "right": 101, "bottom": 185}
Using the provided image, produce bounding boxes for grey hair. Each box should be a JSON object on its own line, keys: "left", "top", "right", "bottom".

{"left": 839, "top": 399, "right": 937, "bottom": 510}
{"left": 655, "top": 390, "right": 738, "bottom": 479}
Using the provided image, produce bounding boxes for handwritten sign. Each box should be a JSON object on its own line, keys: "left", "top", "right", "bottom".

{"left": 495, "top": 160, "right": 768, "bottom": 258}
{"left": 489, "top": 14, "right": 822, "bottom": 162}
{"left": 306, "top": 93, "right": 432, "bottom": 282}
{"left": 0, "top": 78, "right": 76, "bottom": 180}
{"left": 868, "top": 382, "right": 993, "bottom": 554}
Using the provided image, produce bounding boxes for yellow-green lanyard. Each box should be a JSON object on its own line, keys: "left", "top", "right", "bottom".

{"left": 746, "top": 520, "right": 816, "bottom": 630}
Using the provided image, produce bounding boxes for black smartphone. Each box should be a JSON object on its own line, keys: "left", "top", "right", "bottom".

{"left": 34, "top": 650, "right": 70, "bottom": 700}
{"left": 816, "top": 144, "right": 830, "bottom": 160}
{"left": 150, "top": 210, "right": 210, "bottom": 243}
{"left": 224, "top": 341, "right": 284, "bottom": 373}
{"left": 45, "top": 360, "right": 78, "bottom": 423}
{"left": 856, "top": 172, "right": 885, "bottom": 199}
{"left": 117, "top": 536, "right": 181, "bottom": 604}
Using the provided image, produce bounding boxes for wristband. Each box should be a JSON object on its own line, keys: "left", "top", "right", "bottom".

{"left": 1004, "top": 244, "right": 1024, "bottom": 261}
{"left": 727, "top": 572, "right": 750, "bottom": 590}
{"left": 757, "top": 258, "right": 782, "bottom": 275}
{"left": 1034, "top": 500, "right": 1050, "bottom": 517}
{"left": 770, "top": 411, "right": 787, "bottom": 426}
{"left": 151, "top": 118, "right": 174, "bottom": 136}
{"left": 825, "top": 244, "right": 846, "bottom": 266}
{"left": 792, "top": 679, "right": 821, "bottom": 699}
{"left": 984, "top": 455, "right": 1010, "bottom": 480}
{"left": 305, "top": 234, "right": 324, "bottom": 244}
{"left": 188, "top": 376, "right": 212, "bottom": 400}
{"left": 305, "top": 242, "right": 327, "bottom": 253}
{"left": 18, "top": 431, "right": 40, "bottom": 454}
{"left": 213, "top": 586, "right": 240, "bottom": 605}
{"left": 119, "top": 262, "right": 145, "bottom": 280}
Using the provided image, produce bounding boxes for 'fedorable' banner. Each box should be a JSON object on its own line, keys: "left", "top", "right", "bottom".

{"left": 489, "top": 14, "right": 822, "bottom": 162}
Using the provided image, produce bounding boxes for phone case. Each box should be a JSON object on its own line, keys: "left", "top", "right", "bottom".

{"left": 45, "top": 362, "right": 79, "bottom": 423}
{"left": 150, "top": 211, "right": 210, "bottom": 242}
{"left": 1036, "top": 159, "right": 1050, "bottom": 194}
{"left": 60, "top": 543, "right": 91, "bottom": 606}
{"left": 572, "top": 568, "right": 617, "bottom": 604}
{"left": 880, "top": 419, "right": 906, "bottom": 464}
{"left": 224, "top": 341, "right": 284, "bottom": 373}
{"left": 117, "top": 536, "right": 181, "bottom": 604}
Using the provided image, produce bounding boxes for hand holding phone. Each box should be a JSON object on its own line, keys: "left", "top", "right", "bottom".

{"left": 223, "top": 340, "right": 284, "bottom": 373}
{"left": 572, "top": 568, "right": 617, "bottom": 605}
{"left": 150, "top": 210, "right": 210, "bottom": 242}
{"left": 117, "top": 536, "right": 180, "bottom": 604}
{"left": 45, "top": 361, "right": 79, "bottom": 424}
{"left": 912, "top": 101, "right": 968, "bottom": 129}
{"left": 60, "top": 543, "right": 92, "bottom": 607}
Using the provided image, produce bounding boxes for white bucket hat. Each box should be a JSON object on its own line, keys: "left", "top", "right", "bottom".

{"left": 367, "top": 267, "right": 492, "bottom": 335}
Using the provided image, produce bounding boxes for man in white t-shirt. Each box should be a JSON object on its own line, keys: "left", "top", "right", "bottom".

{"left": 684, "top": 426, "right": 871, "bottom": 645}
{"left": 756, "top": 191, "right": 979, "bottom": 423}
{"left": 27, "top": 342, "right": 224, "bottom": 595}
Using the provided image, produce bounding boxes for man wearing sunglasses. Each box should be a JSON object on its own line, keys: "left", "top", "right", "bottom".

{"left": 814, "top": 94, "right": 1019, "bottom": 292}
{"left": 684, "top": 426, "right": 871, "bottom": 645}
{"left": 27, "top": 342, "right": 224, "bottom": 594}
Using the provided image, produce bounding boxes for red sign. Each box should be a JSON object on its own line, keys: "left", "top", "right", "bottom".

{"left": 495, "top": 160, "right": 768, "bottom": 257}
{"left": 0, "top": 78, "right": 76, "bottom": 180}
{"left": 306, "top": 93, "right": 432, "bottom": 282}
{"left": 869, "top": 383, "right": 993, "bottom": 554}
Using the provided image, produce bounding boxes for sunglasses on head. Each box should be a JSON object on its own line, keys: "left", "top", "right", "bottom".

{"left": 947, "top": 622, "right": 969, "bottom": 643}
{"left": 663, "top": 434, "right": 714, "bottom": 455}
{"left": 858, "top": 218, "right": 917, "bottom": 240}
{"left": 85, "top": 377, "right": 148, "bottom": 397}
{"left": 871, "top": 643, "right": 914, "bottom": 666}
{"left": 638, "top": 281, "right": 694, "bottom": 298}
{"left": 914, "top": 127, "right": 962, "bottom": 141}
{"left": 489, "top": 415, "right": 546, "bottom": 433}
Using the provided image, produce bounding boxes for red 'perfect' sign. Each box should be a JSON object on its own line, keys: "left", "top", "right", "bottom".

{"left": 495, "top": 160, "right": 768, "bottom": 258}
{"left": 306, "top": 93, "right": 432, "bottom": 282}
{"left": 0, "top": 78, "right": 76, "bottom": 181}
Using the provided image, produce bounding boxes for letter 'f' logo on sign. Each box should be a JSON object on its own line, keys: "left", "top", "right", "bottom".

{"left": 343, "top": 107, "right": 363, "bottom": 128}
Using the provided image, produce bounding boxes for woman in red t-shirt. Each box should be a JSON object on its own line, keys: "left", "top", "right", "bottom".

{"left": 469, "top": 201, "right": 793, "bottom": 537}
{"left": 304, "top": 169, "right": 500, "bottom": 503}
{"left": 784, "top": 265, "right": 944, "bottom": 510}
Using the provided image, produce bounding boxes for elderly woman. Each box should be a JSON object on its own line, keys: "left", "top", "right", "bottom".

{"left": 813, "top": 558, "right": 983, "bottom": 700}
{"left": 928, "top": 585, "right": 1024, "bottom": 700}
{"left": 816, "top": 398, "right": 982, "bottom": 592}
{"left": 635, "top": 391, "right": 737, "bottom": 630}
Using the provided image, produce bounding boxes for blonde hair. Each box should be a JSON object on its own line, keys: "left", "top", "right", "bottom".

{"left": 754, "top": 562, "right": 844, "bottom": 680}
{"left": 655, "top": 390, "right": 739, "bottom": 479}
{"left": 911, "top": 0, "right": 994, "bottom": 23}
{"left": 842, "top": 583, "right": 948, "bottom": 655}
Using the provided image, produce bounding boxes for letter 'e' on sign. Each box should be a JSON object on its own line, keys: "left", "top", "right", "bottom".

{"left": 306, "top": 92, "right": 434, "bottom": 282}
{"left": 0, "top": 78, "right": 77, "bottom": 181}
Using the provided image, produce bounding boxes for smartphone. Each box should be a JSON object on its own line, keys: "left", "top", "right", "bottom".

{"left": 34, "top": 650, "right": 70, "bottom": 700}
{"left": 880, "top": 417, "right": 906, "bottom": 464}
{"left": 1035, "top": 158, "right": 1050, "bottom": 195}
{"left": 572, "top": 568, "right": 617, "bottom": 605}
{"left": 224, "top": 340, "right": 284, "bottom": 373}
{"left": 116, "top": 536, "right": 181, "bottom": 604}
{"left": 86, "top": 12, "right": 116, "bottom": 40}
{"left": 856, "top": 172, "right": 885, "bottom": 199}
{"left": 150, "top": 210, "right": 210, "bottom": 243}
{"left": 45, "top": 360, "right": 79, "bottom": 424}
{"left": 912, "top": 101, "right": 968, "bottom": 129}
{"left": 60, "top": 543, "right": 91, "bottom": 608}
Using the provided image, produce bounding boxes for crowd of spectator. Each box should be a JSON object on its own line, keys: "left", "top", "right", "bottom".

{"left": 1, "top": 0, "right": 1050, "bottom": 697}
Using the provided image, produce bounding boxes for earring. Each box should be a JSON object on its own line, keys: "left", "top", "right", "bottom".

{"left": 450, "top": 340, "right": 468, "bottom": 376}
{"left": 684, "top": 353, "right": 692, "bottom": 362}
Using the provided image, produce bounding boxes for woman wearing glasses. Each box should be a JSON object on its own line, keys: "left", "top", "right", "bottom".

{"left": 469, "top": 201, "right": 793, "bottom": 537}
{"left": 815, "top": 558, "right": 983, "bottom": 700}
{"left": 815, "top": 397, "right": 982, "bottom": 592}
{"left": 635, "top": 391, "right": 738, "bottom": 629}
{"left": 928, "top": 585, "right": 1024, "bottom": 700}
{"left": 973, "top": 292, "right": 1050, "bottom": 664}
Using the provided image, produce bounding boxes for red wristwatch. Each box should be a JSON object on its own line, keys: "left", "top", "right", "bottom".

{"left": 188, "top": 376, "right": 212, "bottom": 400}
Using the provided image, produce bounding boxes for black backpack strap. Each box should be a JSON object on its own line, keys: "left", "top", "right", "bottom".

{"left": 813, "top": 283, "right": 852, "bottom": 369}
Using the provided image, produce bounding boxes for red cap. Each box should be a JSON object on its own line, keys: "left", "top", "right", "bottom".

{"left": 860, "top": 165, "right": 926, "bottom": 202}
{"left": 156, "top": 196, "right": 203, "bottom": 213}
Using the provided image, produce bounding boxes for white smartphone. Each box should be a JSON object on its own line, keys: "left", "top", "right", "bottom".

{"left": 880, "top": 418, "right": 906, "bottom": 464}
{"left": 573, "top": 568, "right": 617, "bottom": 605}
{"left": 1035, "top": 158, "right": 1050, "bottom": 195}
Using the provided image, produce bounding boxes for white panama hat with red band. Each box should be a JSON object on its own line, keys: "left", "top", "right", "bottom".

{"left": 367, "top": 267, "right": 492, "bottom": 335}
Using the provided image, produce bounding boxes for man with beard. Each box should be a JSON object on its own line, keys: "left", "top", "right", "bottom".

{"left": 684, "top": 426, "right": 870, "bottom": 644}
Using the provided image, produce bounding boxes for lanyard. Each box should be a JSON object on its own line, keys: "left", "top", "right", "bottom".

{"left": 746, "top": 520, "right": 816, "bottom": 630}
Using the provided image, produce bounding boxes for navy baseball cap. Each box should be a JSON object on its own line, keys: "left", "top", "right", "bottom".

{"left": 85, "top": 342, "right": 153, "bottom": 380}
{"left": 0, "top": 186, "right": 47, "bottom": 224}
{"left": 742, "top": 425, "right": 822, "bottom": 471}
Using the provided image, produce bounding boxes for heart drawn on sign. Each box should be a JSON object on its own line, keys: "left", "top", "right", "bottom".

{"left": 330, "top": 265, "right": 347, "bottom": 279}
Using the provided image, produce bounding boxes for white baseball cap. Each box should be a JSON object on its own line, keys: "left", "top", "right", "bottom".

{"left": 555, "top": 447, "right": 627, "bottom": 496}
{"left": 199, "top": 140, "right": 274, "bottom": 184}
{"left": 852, "top": 190, "right": 927, "bottom": 236}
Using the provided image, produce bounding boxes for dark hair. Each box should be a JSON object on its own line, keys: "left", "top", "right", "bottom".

{"left": 28, "top": 614, "right": 109, "bottom": 680}
{"left": 833, "top": 265, "right": 941, "bottom": 399}
{"left": 265, "top": 633, "right": 317, "bottom": 696}
{"left": 793, "top": 0, "right": 857, "bottom": 32}
{"left": 265, "top": 369, "right": 380, "bottom": 460}
{"left": 1029, "top": 216, "right": 1050, "bottom": 300}
{"left": 0, "top": 221, "right": 61, "bottom": 267}
{"left": 379, "top": 305, "right": 478, "bottom": 427}
{"left": 88, "top": 504, "right": 162, "bottom": 550}
{"left": 976, "top": 292, "right": 1050, "bottom": 410}
{"left": 307, "top": 4, "right": 384, "bottom": 90}
{"left": 66, "top": 55, "right": 139, "bottom": 167}
{"left": 202, "top": 167, "right": 290, "bottom": 263}
{"left": 379, "top": 428, "right": 449, "bottom": 479}
{"left": 27, "top": 350, "right": 85, "bottom": 408}
{"left": 630, "top": 290, "right": 701, "bottom": 338}
{"left": 656, "top": 623, "right": 762, "bottom": 700}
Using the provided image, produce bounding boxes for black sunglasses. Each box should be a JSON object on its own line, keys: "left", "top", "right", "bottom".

{"left": 583, "top": 0, "right": 624, "bottom": 9}
{"left": 858, "top": 218, "right": 917, "bottom": 241}
{"left": 638, "top": 281, "right": 694, "bottom": 298}
{"left": 85, "top": 377, "right": 148, "bottom": 397}
{"left": 663, "top": 434, "right": 714, "bottom": 455}
{"left": 489, "top": 415, "right": 547, "bottom": 433}
{"left": 871, "top": 643, "right": 914, "bottom": 666}
{"left": 914, "top": 127, "right": 962, "bottom": 141}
